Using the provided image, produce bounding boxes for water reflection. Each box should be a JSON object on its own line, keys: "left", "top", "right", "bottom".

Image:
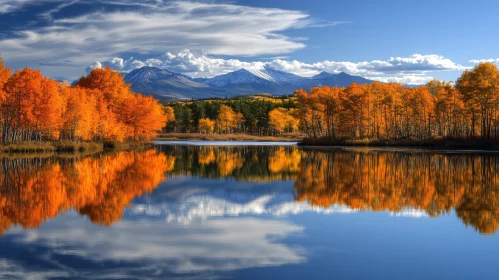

{"left": 294, "top": 149, "right": 499, "bottom": 235}
{"left": 2, "top": 146, "right": 499, "bottom": 237}
{"left": 0, "top": 150, "right": 173, "bottom": 237}
{"left": 2, "top": 145, "right": 499, "bottom": 279}
{"left": 159, "top": 145, "right": 499, "bottom": 235}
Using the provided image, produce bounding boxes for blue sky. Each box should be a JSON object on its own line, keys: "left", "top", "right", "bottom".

{"left": 0, "top": 0, "right": 498, "bottom": 84}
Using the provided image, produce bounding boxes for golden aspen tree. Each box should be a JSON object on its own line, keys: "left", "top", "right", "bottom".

{"left": 198, "top": 118, "right": 215, "bottom": 134}
{"left": 456, "top": 62, "right": 499, "bottom": 139}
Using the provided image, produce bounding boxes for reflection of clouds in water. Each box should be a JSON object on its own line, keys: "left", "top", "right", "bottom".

{"left": 2, "top": 212, "right": 305, "bottom": 279}
{"left": 0, "top": 259, "right": 71, "bottom": 280}
{"left": 390, "top": 209, "right": 429, "bottom": 218}
{"left": 131, "top": 193, "right": 356, "bottom": 224}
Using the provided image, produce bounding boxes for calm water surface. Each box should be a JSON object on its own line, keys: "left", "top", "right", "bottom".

{"left": 1, "top": 142, "right": 499, "bottom": 279}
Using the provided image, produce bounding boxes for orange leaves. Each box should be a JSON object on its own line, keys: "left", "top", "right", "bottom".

{"left": 268, "top": 108, "right": 299, "bottom": 134}
{"left": 295, "top": 77, "right": 495, "bottom": 140}
{"left": 76, "top": 67, "right": 130, "bottom": 106}
{"left": 198, "top": 117, "right": 215, "bottom": 134}
{"left": 0, "top": 58, "right": 11, "bottom": 102}
{"left": 119, "top": 94, "right": 167, "bottom": 140}
{"left": 77, "top": 67, "right": 167, "bottom": 141}
{"left": 456, "top": 62, "right": 499, "bottom": 138}
{"left": 216, "top": 105, "right": 243, "bottom": 134}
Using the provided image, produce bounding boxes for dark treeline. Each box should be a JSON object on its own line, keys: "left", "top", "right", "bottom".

{"left": 163, "top": 95, "right": 298, "bottom": 135}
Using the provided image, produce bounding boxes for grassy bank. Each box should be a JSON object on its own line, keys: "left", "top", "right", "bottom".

{"left": 0, "top": 141, "right": 151, "bottom": 154}
{"left": 155, "top": 133, "right": 303, "bottom": 142}
{"left": 299, "top": 136, "right": 499, "bottom": 150}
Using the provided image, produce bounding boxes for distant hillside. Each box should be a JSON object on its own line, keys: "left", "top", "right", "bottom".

{"left": 124, "top": 66, "right": 377, "bottom": 100}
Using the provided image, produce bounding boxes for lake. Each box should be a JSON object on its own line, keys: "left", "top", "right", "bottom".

{"left": 1, "top": 142, "right": 499, "bottom": 279}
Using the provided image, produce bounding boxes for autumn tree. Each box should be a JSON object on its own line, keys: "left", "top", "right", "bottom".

{"left": 269, "top": 108, "right": 299, "bottom": 134}
{"left": 0, "top": 58, "right": 11, "bottom": 101}
{"left": 456, "top": 62, "right": 499, "bottom": 139}
{"left": 198, "top": 118, "right": 215, "bottom": 134}
{"left": 216, "top": 105, "right": 240, "bottom": 134}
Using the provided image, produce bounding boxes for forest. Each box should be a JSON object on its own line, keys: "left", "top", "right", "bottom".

{"left": 164, "top": 62, "right": 499, "bottom": 146}
{"left": 0, "top": 58, "right": 168, "bottom": 145}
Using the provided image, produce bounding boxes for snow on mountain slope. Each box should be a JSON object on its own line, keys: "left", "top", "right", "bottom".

{"left": 203, "top": 69, "right": 274, "bottom": 87}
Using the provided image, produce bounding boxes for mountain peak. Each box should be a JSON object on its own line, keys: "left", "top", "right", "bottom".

{"left": 123, "top": 66, "right": 377, "bottom": 100}
{"left": 313, "top": 71, "right": 334, "bottom": 79}
{"left": 203, "top": 68, "right": 273, "bottom": 87}
{"left": 125, "top": 66, "right": 192, "bottom": 84}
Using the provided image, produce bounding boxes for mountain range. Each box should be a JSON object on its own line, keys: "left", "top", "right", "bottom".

{"left": 124, "top": 65, "right": 375, "bottom": 100}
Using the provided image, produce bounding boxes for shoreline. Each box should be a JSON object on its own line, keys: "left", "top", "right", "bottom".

{"left": 0, "top": 141, "right": 151, "bottom": 155}
{"left": 298, "top": 137, "right": 499, "bottom": 151}
{"left": 155, "top": 133, "right": 303, "bottom": 142}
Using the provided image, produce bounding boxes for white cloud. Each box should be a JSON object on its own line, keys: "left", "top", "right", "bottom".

{"left": 469, "top": 58, "right": 499, "bottom": 64}
{"left": 390, "top": 209, "right": 429, "bottom": 218}
{"left": 0, "top": 1, "right": 335, "bottom": 66}
{"left": 130, "top": 193, "right": 356, "bottom": 224}
{"left": 0, "top": 0, "right": 60, "bottom": 14}
{"left": 365, "top": 75, "right": 435, "bottom": 85}
{"left": 4, "top": 212, "right": 305, "bottom": 278}
{"left": 91, "top": 50, "right": 465, "bottom": 84}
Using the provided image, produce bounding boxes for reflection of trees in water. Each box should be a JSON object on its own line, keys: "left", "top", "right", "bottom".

{"left": 158, "top": 145, "right": 300, "bottom": 182}
{"left": 294, "top": 150, "right": 499, "bottom": 235}
{"left": 3, "top": 145, "right": 499, "bottom": 237}
{"left": 0, "top": 150, "right": 173, "bottom": 237}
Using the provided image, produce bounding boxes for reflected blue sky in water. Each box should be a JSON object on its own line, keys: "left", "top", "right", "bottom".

{"left": 1, "top": 145, "right": 499, "bottom": 279}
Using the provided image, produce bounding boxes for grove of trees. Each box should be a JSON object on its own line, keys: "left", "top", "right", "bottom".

{"left": 164, "top": 96, "right": 299, "bottom": 135}
{"left": 0, "top": 58, "right": 167, "bottom": 143}
{"left": 297, "top": 62, "right": 499, "bottom": 141}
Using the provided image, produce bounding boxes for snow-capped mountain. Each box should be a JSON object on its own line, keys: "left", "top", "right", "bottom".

{"left": 203, "top": 69, "right": 275, "bottom": 87}
{"left": 124, "top": 66, "right": 376, "bottom": 100}
{"left": 260, "top": 66, "right": 311, "bottom": 85}
{"left": 124, "top": 66, "right": 223, "bottom": 100}
{"left": 202, "top": 66, "right": 310, "bottom": 87}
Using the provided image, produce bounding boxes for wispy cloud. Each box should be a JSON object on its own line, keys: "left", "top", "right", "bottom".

{"left": 0, "top": 0, "right": 60, "bottom": 14}
{"left": 0, "top": 1, "right": 339, "bottom": 67}
{"left": 469, "top": 58, "right": 499, "bottom": 64}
